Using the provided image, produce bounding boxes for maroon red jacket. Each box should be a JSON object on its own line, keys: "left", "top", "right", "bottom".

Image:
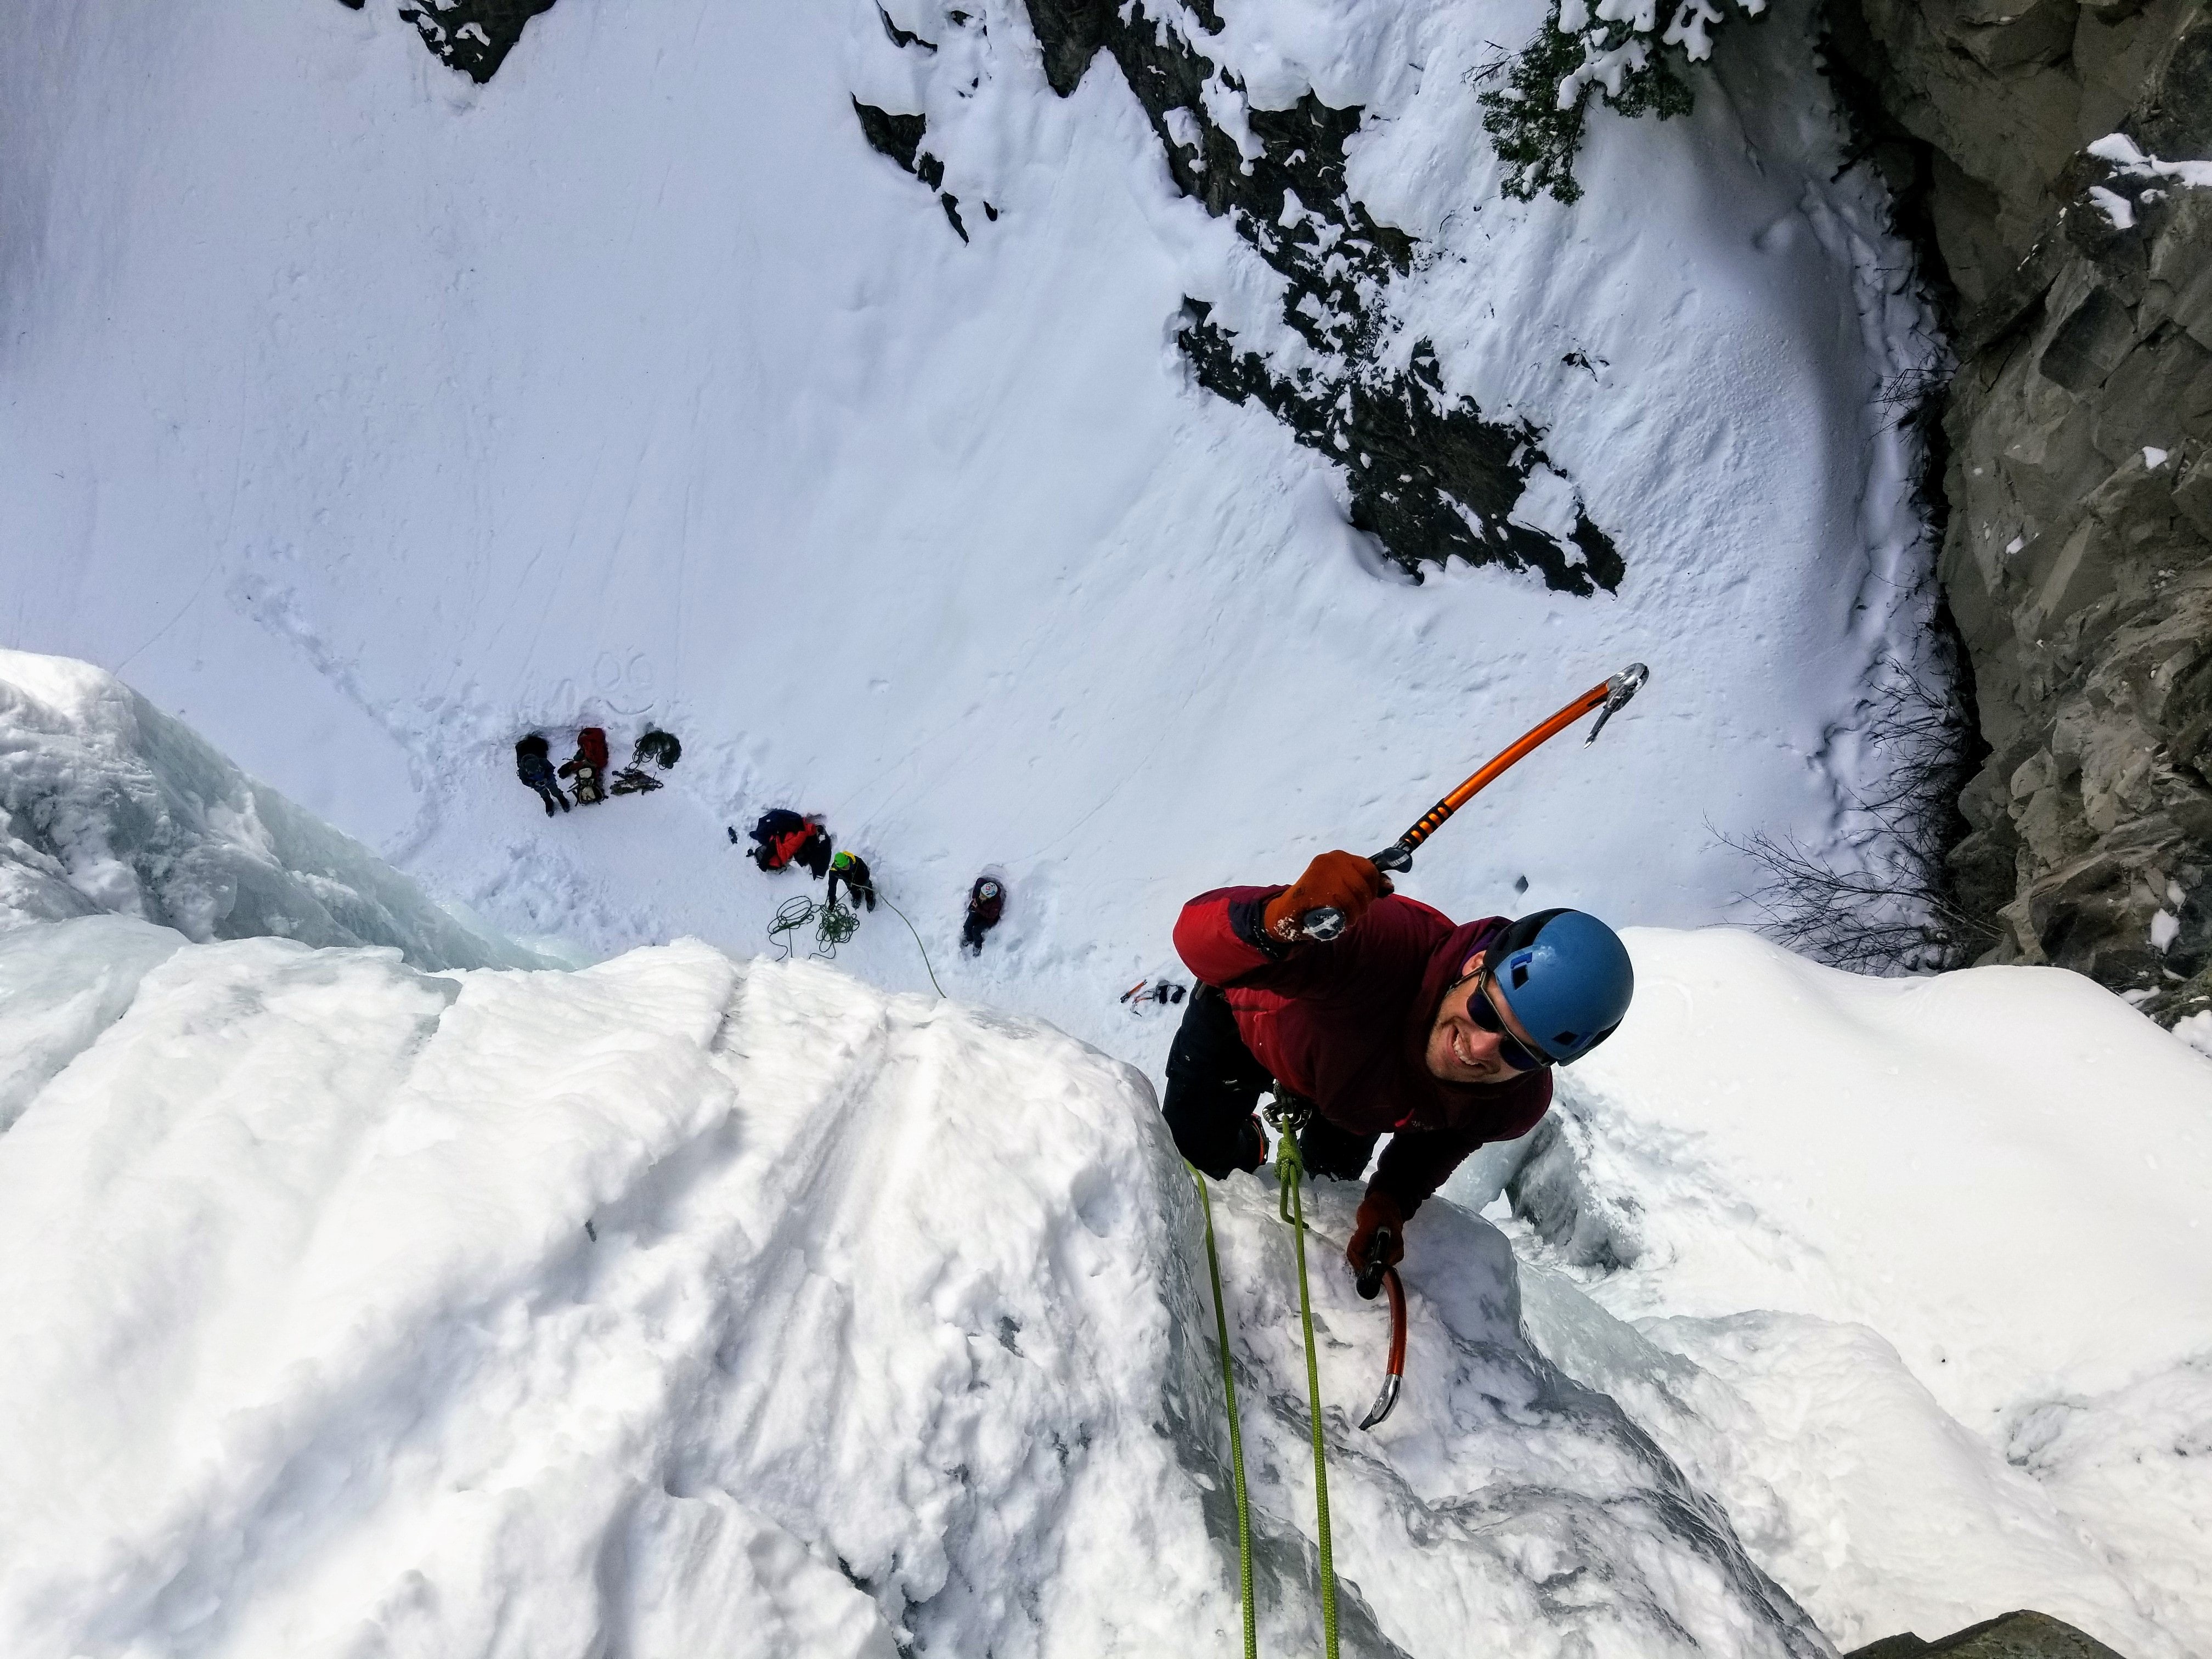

{"left": 1173, "top": 887, "right": 1551, "bottom": 1214}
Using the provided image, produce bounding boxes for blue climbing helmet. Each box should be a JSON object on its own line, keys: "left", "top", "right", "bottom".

{"left": 1486, "top": 908, "right": 1634, "bottom": 1065}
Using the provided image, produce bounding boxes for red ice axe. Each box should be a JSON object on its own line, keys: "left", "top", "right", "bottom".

{"left": 1355, "top": 1230, "right": 1408, "bottom": 1431}
{"left": 1300, "top": 663, "right": 1650, "bottom": 941}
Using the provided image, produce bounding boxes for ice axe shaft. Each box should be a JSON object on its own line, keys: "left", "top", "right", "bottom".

{"left": 1302, "top": 663, "right": 1649, "bottom": 941}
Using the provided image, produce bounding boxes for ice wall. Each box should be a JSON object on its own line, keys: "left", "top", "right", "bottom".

{"left": 0, "top": 651, "right": 538, "bottom": 970}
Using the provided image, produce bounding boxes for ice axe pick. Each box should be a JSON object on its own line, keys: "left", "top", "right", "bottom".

{"left": 1300, "top": 663, "right": 1650, "bottom": 941}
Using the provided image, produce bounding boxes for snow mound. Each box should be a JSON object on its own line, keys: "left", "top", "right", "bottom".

{"left": 0, "top": 924, "right": 1825, "bottom": 1658}
{"left": 0, "top": 650, "right": 535, "bottom": 969}
{"left": 1454, "top": 927, "right": 2212, "bottom": 1656}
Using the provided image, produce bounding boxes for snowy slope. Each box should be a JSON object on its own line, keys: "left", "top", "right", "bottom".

{"left": 0, "top": 925, "right": 1828, "bottom": 1659}
{"left": 0, "top": 650, "right": 537, "bottom": 970}
{"left": 1448, "top": 928, "right": 2212, "bottom": 1656}
{"left": 0, "top": 0, "right": 1939, "bottom": 1062}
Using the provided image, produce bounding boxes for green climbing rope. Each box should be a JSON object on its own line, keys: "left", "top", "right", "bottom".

{"left": 1277, "top": 1131, "right": 1341, "bottom": 1659}
{"left": 1188, "top": 1164, "right": 1258, "bottom": 1659}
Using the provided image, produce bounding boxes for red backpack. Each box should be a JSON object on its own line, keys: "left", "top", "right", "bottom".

{"left": 577, "top": 726, "right": 611, "bottom": 769}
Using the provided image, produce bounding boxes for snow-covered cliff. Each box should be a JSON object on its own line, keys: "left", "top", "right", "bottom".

{"left": 0, "top": 650, "right": 538, "bottom": 970}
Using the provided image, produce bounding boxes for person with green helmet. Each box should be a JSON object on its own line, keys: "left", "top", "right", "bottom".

{"left": 1167, "top": 850, "right": 1634, "bottom": 1283}
{"left": 826, "top": 849, "right": 876, "bottom": 912}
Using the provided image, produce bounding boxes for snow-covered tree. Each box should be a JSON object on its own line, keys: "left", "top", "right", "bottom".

{"left": 1482, "top": 0, "right": 1769, "bottom": 203}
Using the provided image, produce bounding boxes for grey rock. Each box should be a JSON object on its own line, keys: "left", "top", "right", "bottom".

{"left": 1832, "top": 0, "right": 2212, "bottom": 1019}
{"left": 1846, "top": 1608, "right": 2129, "bottom": 1657}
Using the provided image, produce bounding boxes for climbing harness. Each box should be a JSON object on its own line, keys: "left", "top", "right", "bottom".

{"left": 1299, "top": 661, "right": 1652, "bottom": 940}
{"left": 1188, "top": 1164, "right": 1259, "bottom": 1659}
{"left": 1269, "top": 1107, "right": 1341, "bottom": 1659}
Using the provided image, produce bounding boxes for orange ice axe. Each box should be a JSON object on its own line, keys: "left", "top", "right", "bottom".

{"left": 1301, "top": 664, "right": 1650, "bottom": 941}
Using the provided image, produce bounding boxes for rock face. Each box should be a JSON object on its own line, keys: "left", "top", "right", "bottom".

{"left": 1847, "top": 1608, "right": 2128, "bottom": 1658}
{"left": 345, "top": 0, "right": 558, "bottom": 83}
{"left": 1829, "top": 3, "right": 2212, "bottom": 1022}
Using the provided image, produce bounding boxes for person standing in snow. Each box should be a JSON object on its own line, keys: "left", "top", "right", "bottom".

{"left": 826, "top": 849, "right": 876, "bottom": 912}
{"left": 514, "top": 733, "right": 569, "bottom": 816}
{"left": 742, "top": 809, "right": 833, "bottom": 878}
{"left": 961, "top": 876, "right": 1005, "bottom": 955}
{"left": 1167, "top": 851, "right": 1633, "bottom": 1279}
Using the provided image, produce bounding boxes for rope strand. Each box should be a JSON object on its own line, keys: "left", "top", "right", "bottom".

{"left": 1278, "top": 1132, "right": 1340, "bottom": 1659}
{"left": 1188, "top": 1165, "right": 1258, "bottom": 1659}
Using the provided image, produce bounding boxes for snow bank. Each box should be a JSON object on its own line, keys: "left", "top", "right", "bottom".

{"left": 0, "top": 923, "right": 1826, "bottom": 1658}
{"left": 0, "top": 650, "right": 535, "bottom": 969}
{"left": 1454, "top": 927, "right": 2212, "bottom": 1655}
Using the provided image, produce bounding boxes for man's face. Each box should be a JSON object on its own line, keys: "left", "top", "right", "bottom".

{"left": 1424, "top": 950, "right": 1543, "bottom": 1085}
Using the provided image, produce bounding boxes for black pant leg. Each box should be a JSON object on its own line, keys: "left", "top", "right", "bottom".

{"left": 1162, "top": 985, "right": 1273, "bottom": 1178}
{"left": 1298, "top": 1113, "right": 1381, "bottom": 1182}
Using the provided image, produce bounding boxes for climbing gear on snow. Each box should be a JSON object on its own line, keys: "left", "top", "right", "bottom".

{"left": 1481, "top": 909, "right": 1634, "bottom": 1065}
{"left": 632, "top": 729, "right": 681, "bottom": 769}
{"left": 1187, "top": 1164, "right": 1259, "bottom": 1659}
{"left": 767, "top": 894, "right": 859, "bottom": 960}
{"left": 1299, "top": 662, "right": 1651, "bottom": 941}
{"left": 1120, "top": 978, "right": 1188, "bottom": 1011}
{"left": 763, "top": 890, "right": 944, "bottom": 996}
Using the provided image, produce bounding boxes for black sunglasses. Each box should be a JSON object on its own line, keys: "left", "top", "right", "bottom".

{"left": 1464, "top": 974, "right": 1553, "bottom": 1073}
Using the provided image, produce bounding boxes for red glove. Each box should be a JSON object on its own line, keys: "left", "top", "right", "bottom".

{"left": 1346, "top": 1186, "right": 1406, "bottom": 1276}
{"left": 1261, "top": 851, "right": 1392, "bottom": 945}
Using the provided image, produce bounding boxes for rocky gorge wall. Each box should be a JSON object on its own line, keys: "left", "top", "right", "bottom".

{"left": 1829, "top": 1, "right": 2212, "bottom": 1023}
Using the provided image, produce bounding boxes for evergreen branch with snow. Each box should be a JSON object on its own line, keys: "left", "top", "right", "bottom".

{"left": 1481, "top": 0, "right": 1767, "bottom": 205}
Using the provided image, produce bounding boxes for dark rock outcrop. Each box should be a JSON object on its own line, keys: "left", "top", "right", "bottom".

{"left": 851, "top": 101, "right": 973, "bottom": 242}
{"left": 944, "top": 0, "right": 1619, "bottom": 591}
{"left": 388, "top": 0, "right": 557, "bottom": 82}
{"left": 1030, "top": 0, "right": 1621, "bottom": 592}
{"left": 1847, "top": 1608, "right": 2128, "bottom": 1658}
{"left": 1830, "top": 3, "right": 2212, "bottom": 1020}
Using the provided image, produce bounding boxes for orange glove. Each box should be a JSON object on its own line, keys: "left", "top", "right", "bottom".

{"left": 1346, "top": 1187, "right": 1406, "bottom": 1282}
{"left": 1261, "top": 851, "right": 1392, "bottom": 944}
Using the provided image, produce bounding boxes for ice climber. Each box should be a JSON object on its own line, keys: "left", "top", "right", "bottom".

{"left": 558, "top": 726, "right": 611, "bottom": 805}
{"left": 826, "top": 849, "right": 876, "bottom": 912}
{"left": 744, "top": 809, "right": 833, "bottom": 878}
{"left": 961, "top": 876, "right": 1005, "bottom": 955}
{"left": 1167, "top": 851, "right": 1633, "bottom": 1279}
{"left": 514, "top": 733, "right": 569, "bottom": 816}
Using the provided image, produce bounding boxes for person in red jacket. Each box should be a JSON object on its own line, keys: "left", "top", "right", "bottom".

{"left": 1169, "top": 851, "right": 1634, "bottom": 1278}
